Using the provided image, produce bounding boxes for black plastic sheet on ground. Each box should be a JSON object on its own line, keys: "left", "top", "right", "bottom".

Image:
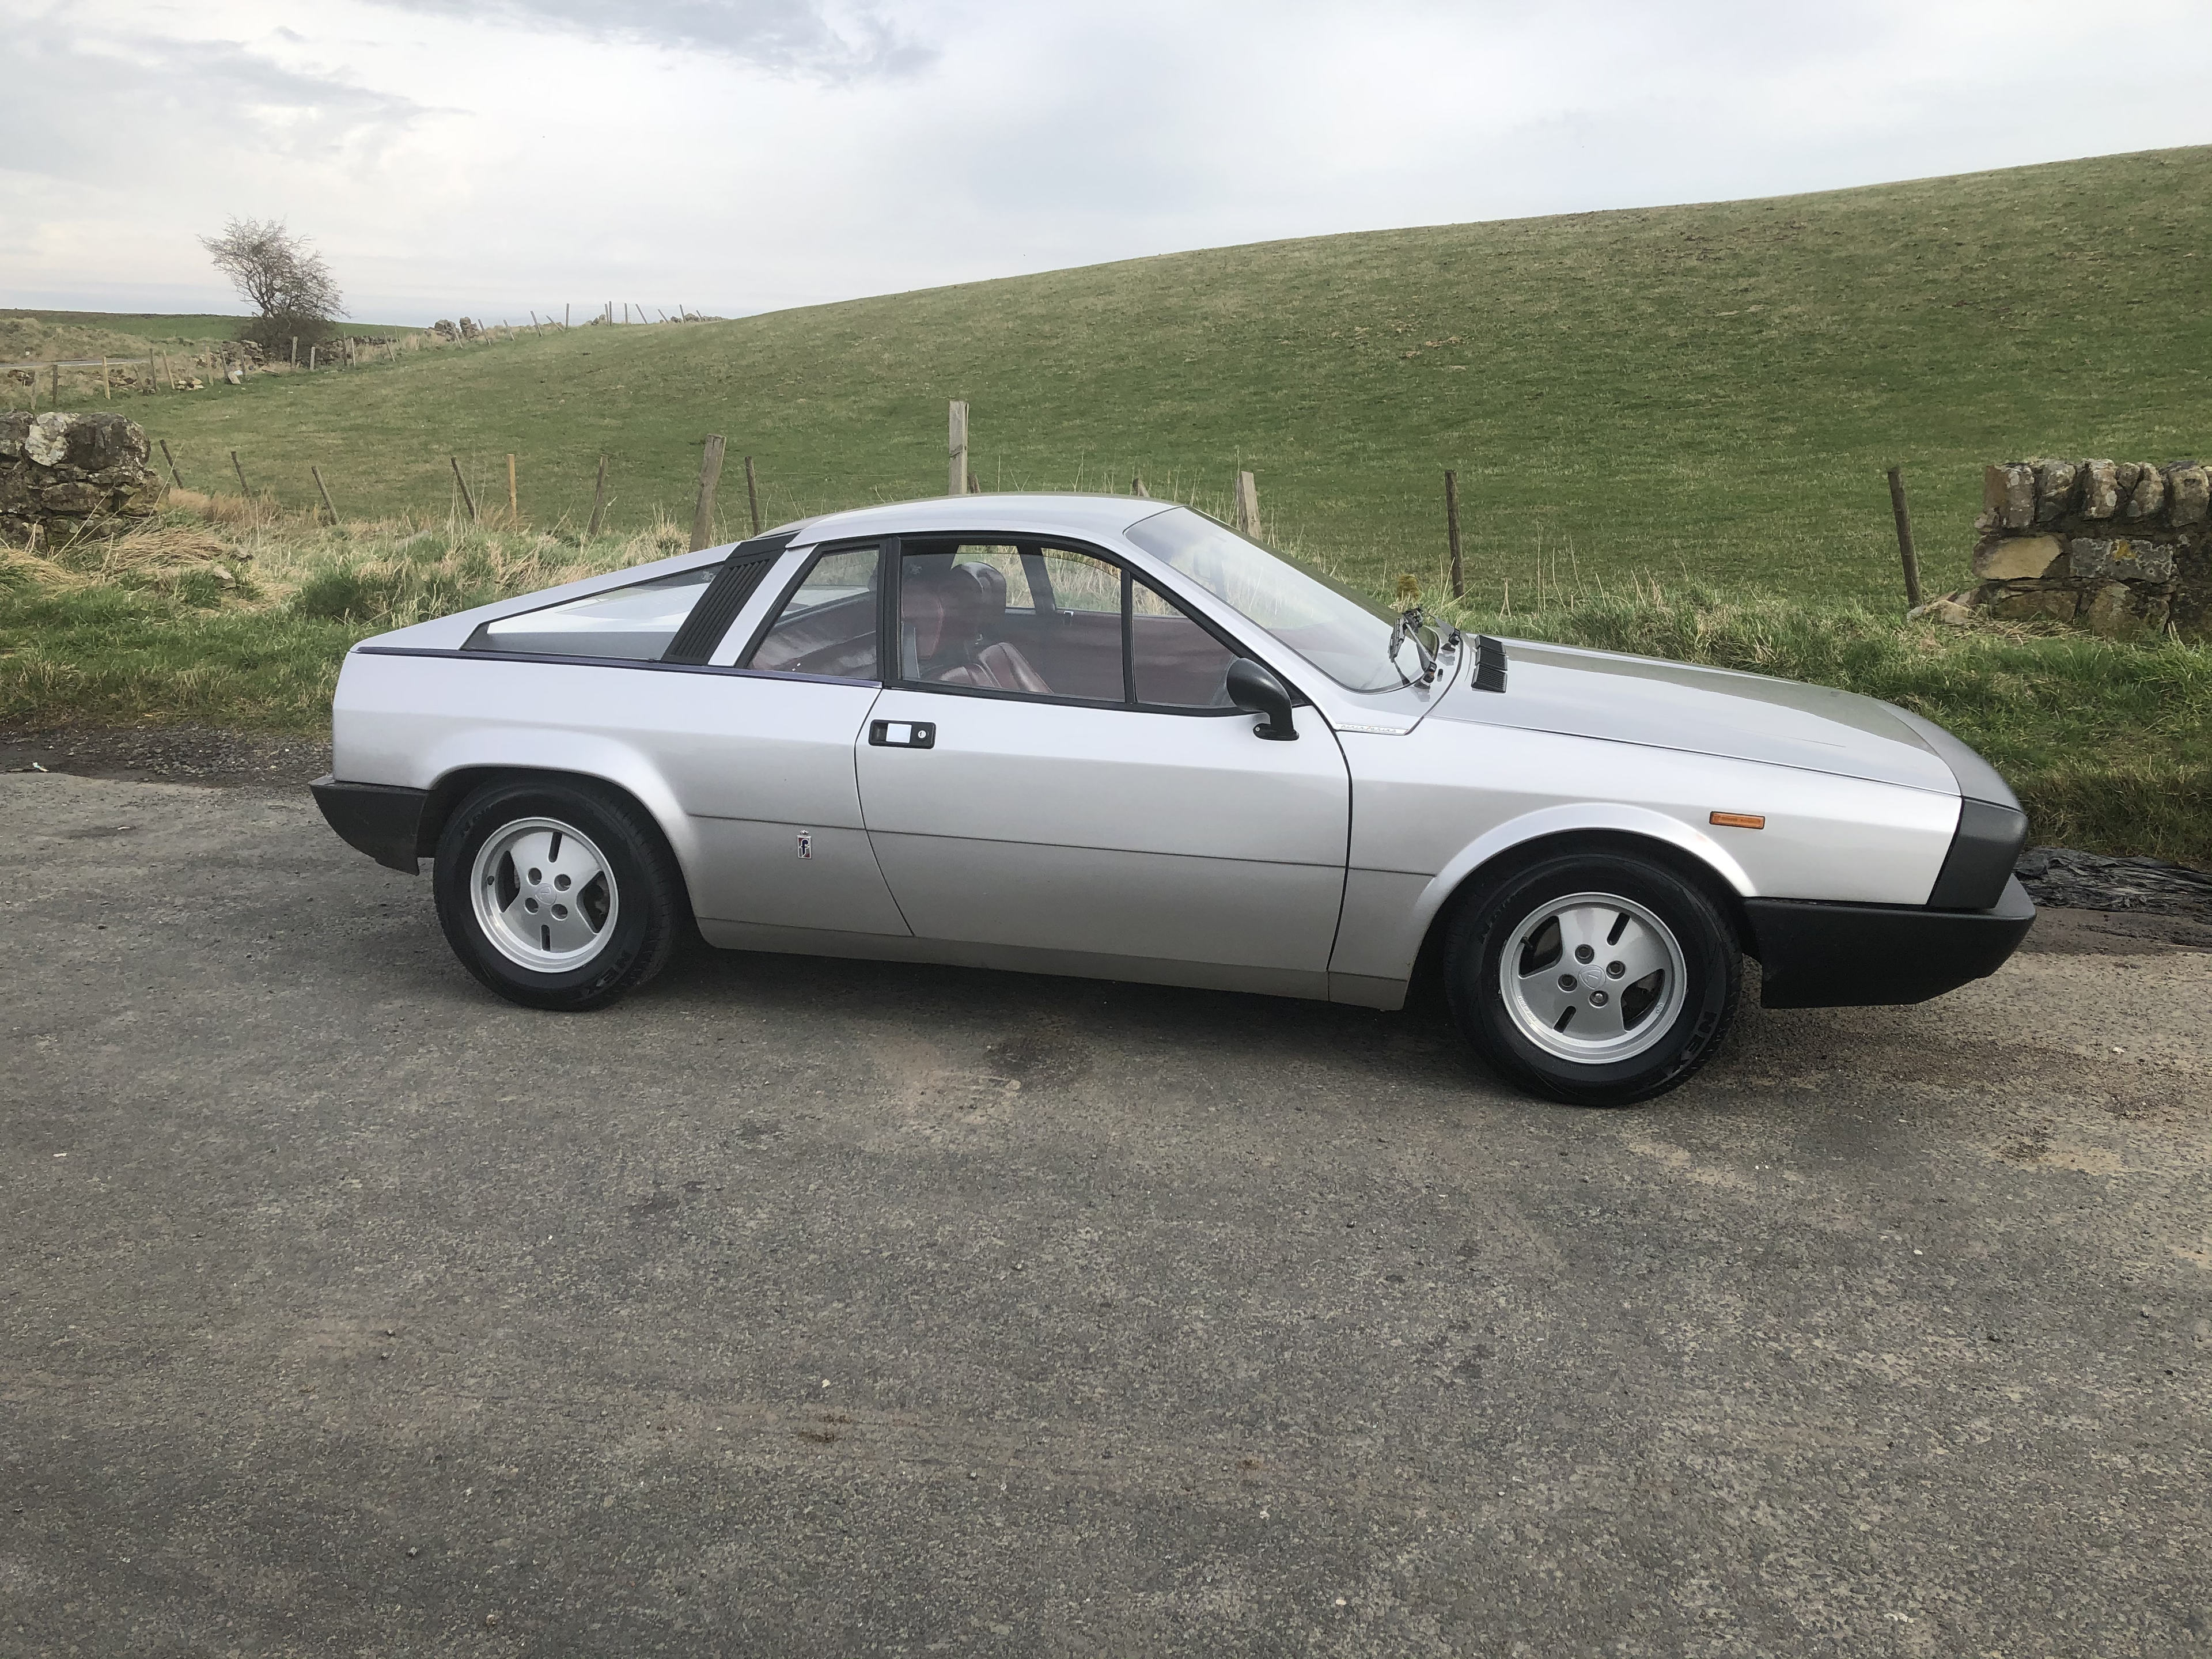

{"left": 2016, "top": 846, "right": 2212, "bottom": 919}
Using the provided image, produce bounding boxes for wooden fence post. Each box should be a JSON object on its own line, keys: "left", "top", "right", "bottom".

{"left": 312, "top": 465, "right": 339, "bottom": 525}
{"left": 158, "top": 439, "right": 185, "bottom": 491}
{"left": 948, "top": 400, "right": 969, "bottom": 496}
{"left": 565, "top": 304, "right": 570, "bottom": 329}
{"left": 1886, "top": 465, "right": 1923, "bottom": 609}
{"left": 50, "top": 364, "right": 59, "bottom": 408}
{"left": 507, "top": 454, "right": 518, "bottom": 521}
{"left": 100, "top": 358, "right": 111, "bottom": 400}
{"left": 744, "top": 454, "right": 761, "bottom": 536}
{"left": 450, "top": 456, "right": 478, "bottom": 524}
{"left": 690, "top": 435, "right": 727, "bottom": 551}
{"left": 1445, "top": 469, "right": 1465, "bottom": 599}
{"left": 1234, "top": 471, "right": 1260, "bottom": 538}
{"left": 308, "top": 346, "right": 317, "bottom": 373}
{"left": 231, "top": 449, "right": 249, "bottom": 495}
{"left": 586, "top": 456, "right": 608, "bottom": 537}
{"left": 290, "top": 337, "right": 298, "bottom": 368}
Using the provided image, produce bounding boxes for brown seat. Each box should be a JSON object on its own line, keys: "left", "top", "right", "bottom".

{"left": 916, "top": 563, "right": 1052, "bottom": 694}
{"left": 936, "top": 642, "right": 1053, "bottom": 694}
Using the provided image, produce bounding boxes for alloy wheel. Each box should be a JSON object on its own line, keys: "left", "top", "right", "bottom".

{"left": 468, "top": 816, "right": 620, "bottom": 972}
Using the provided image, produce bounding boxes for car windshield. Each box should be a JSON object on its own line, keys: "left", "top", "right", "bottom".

{"left": 1125, "top": 506, "right": 1405, "bottom": 692}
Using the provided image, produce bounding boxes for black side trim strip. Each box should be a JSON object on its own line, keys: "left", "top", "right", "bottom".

{"left": 888, "top": 679, "right": 1250, "bottom": 718}
{"left": 352, "top": 645, "right": 878, "bottom": 688}
{"left": 1472, "top": 635, "right": 1508, "bottom": 693}
{"left": 662, "top": 532, "right": 796, "bottom": 663}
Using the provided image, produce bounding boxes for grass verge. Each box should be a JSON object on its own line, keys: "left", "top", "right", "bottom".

{"left": 0, "top": 499, "right": 683, "bottom": 729}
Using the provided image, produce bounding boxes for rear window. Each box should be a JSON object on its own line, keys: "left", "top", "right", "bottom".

{"left": 468, "top": 566, "right": 717, "bottom": 661}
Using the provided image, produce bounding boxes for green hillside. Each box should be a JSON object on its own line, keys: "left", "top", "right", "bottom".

{"left": 110, "top": 146, "right": 2212, "bottom": 609}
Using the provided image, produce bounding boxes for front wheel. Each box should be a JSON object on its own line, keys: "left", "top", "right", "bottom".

{"left": 434, "top": 778, "right": 683, "bottom": 1011}
{"left": 1445, "top": 850, "right": 1741, "bottom": 1106}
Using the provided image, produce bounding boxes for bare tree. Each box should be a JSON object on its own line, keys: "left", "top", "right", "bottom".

{"left": 200, "top": 218, "right": 343, "bottom": 352}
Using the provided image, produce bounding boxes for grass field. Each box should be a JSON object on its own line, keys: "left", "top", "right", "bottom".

{"left": 85, "top": 145, "right": 2212, "bottom": 611}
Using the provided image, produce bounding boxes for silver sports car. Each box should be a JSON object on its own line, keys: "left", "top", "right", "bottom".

{"left": 313, "top": 494, "right": 2033, "bottom": 1104}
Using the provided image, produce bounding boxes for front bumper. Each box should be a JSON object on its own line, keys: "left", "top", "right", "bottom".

{"left": 310, "top": 775, "right": 428, "bottom": 874}
{"left": 1744, "top": 876, "right": 2036, "bottom": 1009}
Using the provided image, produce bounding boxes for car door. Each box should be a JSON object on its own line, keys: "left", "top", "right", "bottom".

{"left": 854, "top": 538, "right": 1351, "bottom": 991}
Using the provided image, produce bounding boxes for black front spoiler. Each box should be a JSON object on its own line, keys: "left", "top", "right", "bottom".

{"left": 310, "top": 775, "right": 427, "bottom": 874}
{"left": 1744, "top": 877, "right": 2036, "bottom": 1009}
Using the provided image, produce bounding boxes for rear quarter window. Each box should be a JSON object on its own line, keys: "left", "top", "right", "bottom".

{"left": 465, "top": 566, "right": 717, "bottom": 660}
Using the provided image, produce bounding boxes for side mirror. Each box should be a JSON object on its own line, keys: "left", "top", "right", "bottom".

{"left": 1226, "top": 658, "right": 1298, "bottom": 741}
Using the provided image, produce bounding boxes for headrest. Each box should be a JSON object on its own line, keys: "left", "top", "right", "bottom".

{"left": 961, "top": 560, "right": 1009, "bottom": 626}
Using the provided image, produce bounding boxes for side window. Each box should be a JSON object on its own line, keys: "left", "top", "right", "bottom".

{"left": 744, "top": 546, "right": 881, "bottom": 680}
{"left": 1132, "top": 577, "right": 1237, "bottom": 709}
{"left": 469, "top": 565, "right": 717, "bottom": 660}
{"left": 899, "top": 543, "right": 1124, "bottom": 702}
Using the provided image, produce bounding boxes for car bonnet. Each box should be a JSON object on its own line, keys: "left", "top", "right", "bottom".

{"left": 1427, "top": 638, "right": 1959, "bottom": 794}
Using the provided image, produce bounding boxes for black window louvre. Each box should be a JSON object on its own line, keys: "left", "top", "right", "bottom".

{"left": 661, "top": 532, "right": 797, "bottom": 664}
{"left": 1472, "top": 634, "right": 1508, "bottom": 693}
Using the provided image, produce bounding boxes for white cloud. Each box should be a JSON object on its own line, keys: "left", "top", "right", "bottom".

{"left": 1, "top": 0, "right": 2206, "bottom": 324}
{"left": 372, "top": 0, "right": 930, "bottom": 79}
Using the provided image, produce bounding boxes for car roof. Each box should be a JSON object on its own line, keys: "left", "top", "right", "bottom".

{"left": 787, "top": 493, "right": 1180, "bottom": 545}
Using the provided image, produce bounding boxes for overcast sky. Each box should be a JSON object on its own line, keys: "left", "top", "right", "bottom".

{"left": 3, "top": 0, "right": 2208, "bottom": 325}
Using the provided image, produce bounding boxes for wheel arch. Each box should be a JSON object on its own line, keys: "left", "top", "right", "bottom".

{"left": 1402, "top": 814, "right": 1753, "bottom": 1009}
{"left": 415, "top": 762, "right": 701, "bottom": 921}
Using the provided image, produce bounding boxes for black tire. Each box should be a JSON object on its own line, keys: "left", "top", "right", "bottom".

{"left": 434, "top": 777, "right": 684, "bottom": 1012}
{"left": 1445, "top": 849, "right": 1740, "bottom": 1107}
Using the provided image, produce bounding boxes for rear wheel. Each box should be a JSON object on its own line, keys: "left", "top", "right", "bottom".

{"left": 1446, "top": 850, "right": 1740, "bottom": 1106}
{"left": 434, "top": 778, "right": 683, "bottom": 1011}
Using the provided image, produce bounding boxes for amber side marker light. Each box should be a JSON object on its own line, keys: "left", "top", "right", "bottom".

{"left": 1709, "top": 812, "right": 1766, "bottom": 830}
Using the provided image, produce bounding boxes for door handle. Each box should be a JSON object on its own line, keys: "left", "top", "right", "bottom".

{"left": 869, "top": 719, "right": 935, "bottom": 749}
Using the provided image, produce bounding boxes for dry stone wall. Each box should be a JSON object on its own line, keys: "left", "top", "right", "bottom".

{"left": 1953, "top": 458, "right": 2209, "bottom": 637}
{"left": 0, "top": 411, "right": 162, "bottom": 544}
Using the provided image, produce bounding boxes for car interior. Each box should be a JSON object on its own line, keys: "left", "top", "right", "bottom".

{"left": 741, "top": 539, "right": 1241, "bottom": 707}
{"left": 902, "top": 542, "right": 1237, "bottom": 707}
{"left": 744, "top": 547, "right": 882, "bottom": 680}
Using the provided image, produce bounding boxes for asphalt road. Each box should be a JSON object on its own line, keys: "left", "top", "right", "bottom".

{"left": 3, "top": 772, "right": 2208, "bottom": 1657}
